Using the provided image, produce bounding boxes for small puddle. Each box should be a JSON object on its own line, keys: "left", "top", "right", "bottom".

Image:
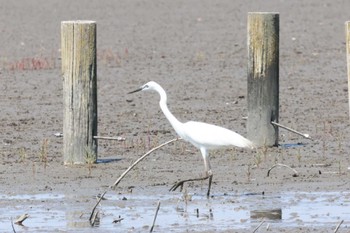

{"left": 0, "top": 191, "right": 349, "bottom": 232}
{"left": 279, "top": 143, "right": 306, "bottom": 148}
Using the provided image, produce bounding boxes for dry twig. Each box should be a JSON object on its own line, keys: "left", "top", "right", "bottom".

{"left": 267, "top": 163, "right": 298, "bottom": 177}
{"left": 150, "top": 201, "right": 161, "bottom": 233}
{"left": 334, "top": 219, "right": 344, "bottom": 233}
{"left": 89, "top": 138, "right": 180, "bottom": 225}
{"left": 11, "top": 218, "right": 16, "bottom": 233}
{"left": 112, "top": 216, "right": 124, "bottom": 223}
{"left": 90, "top": 210, "right": 100, "bottom": 226}
{"left": 271, "top": 121, "right": 312, "bottom": 140}
{"left": 111, "top": 137, "right": 180, "bottom": 188}
{"left": 93, "top": 136, "right": 126, "bottom": 141}
{"left": 252, "top": 220, "right": 265, "bottom": 233}
{"left": 14, "top": 214, "right": 29, "bottom": 225}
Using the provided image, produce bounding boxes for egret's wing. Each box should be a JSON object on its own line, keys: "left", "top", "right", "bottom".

{"left": 182, "top": 121, "right": 254, "bottom": 149}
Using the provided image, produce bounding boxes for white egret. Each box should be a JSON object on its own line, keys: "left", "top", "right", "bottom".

{"left": 129, "top": 81, "right": 254, "bottom": 197}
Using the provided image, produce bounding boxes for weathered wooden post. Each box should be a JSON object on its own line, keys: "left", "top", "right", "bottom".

{"left": 247, "top": 13, "right": 279, "bottom": 147}
{"left": 61, "top": 21, "right": 98, "bottom": 164}
{"left": 346, "top": 21, "right": 350, "bottom": 119}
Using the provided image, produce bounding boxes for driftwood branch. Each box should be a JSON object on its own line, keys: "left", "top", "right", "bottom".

{"left": 89, "top": 138, "right": 181, "bottom": 225}
{"left": 267, "top": 163, "right": 298, "bottom": 177}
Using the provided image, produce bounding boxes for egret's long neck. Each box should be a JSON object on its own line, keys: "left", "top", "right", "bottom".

{"left": 157, "top": 87, "right": 183, "bottom": 134}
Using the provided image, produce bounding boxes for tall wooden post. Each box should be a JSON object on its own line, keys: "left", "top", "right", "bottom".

{"left": 61, "top": 21, "right": 98, "bottom": 164}
{"left": 247, "top": 13, "right": 279, "bottom": 147}
{"left": 346, "top": 21, "right": 350, "bottom": 119}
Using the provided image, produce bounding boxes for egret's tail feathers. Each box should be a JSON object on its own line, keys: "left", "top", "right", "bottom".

{"left": 239, "top": 136, "right": 255, "bottom": 149}
{"left": 246, "top": 140, "right": 256, "bottom": 150}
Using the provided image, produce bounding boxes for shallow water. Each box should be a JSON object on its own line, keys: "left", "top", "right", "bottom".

{"left": 0, "top": 191, "right": 349, "bottom": 232}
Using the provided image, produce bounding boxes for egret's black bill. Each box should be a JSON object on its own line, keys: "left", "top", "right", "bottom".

{"left": 128, "top": 87, "right": 143, "bottom": 94}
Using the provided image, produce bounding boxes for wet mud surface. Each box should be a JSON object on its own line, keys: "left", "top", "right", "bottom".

{"left": 1, "top": 0, "right": 350, "bottom": 232}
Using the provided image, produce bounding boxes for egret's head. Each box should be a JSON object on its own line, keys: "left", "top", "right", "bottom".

{"left": 128, "top": 81, "right": 159, "bottom": 94}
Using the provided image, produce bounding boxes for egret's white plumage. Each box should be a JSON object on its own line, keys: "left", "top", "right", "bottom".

{"left": 129, "top": 81, "right": 254, "bottom": 197}
{"left": 181, "top": 121, "right": 254, "bottom": 149}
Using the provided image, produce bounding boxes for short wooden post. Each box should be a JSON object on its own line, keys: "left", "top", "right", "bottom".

{"left": 61, "top": 21, "right": 98, "bottom": 164}
{"left": 247, "top": 13, "right": 279, "bottom": 147}
{"left": 346, "top": 21, "right": 350, "bottom": 119}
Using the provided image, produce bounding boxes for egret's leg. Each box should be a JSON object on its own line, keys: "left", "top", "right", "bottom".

{"left": 207, "top": 172, "right": 213, "bottom": 197}
{"left": 202, "top": 148, "right": 213, "bottom": 197}
{"left": 170, "top": 148, "right": 214, "bottom": 197}
{"left": 207, "top": 170, "right": 213, "bottom": 197}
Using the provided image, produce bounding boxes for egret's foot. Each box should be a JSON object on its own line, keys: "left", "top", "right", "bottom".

{"left": 169, "top": 175, "right": 213, "bottom": 196}
{"left": 169, "top": 180, "right": 186, "bottom": 192}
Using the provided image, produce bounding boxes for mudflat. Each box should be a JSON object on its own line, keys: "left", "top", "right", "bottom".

{"left": 0, "top": 1, "right": 349, "bottom": 232}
